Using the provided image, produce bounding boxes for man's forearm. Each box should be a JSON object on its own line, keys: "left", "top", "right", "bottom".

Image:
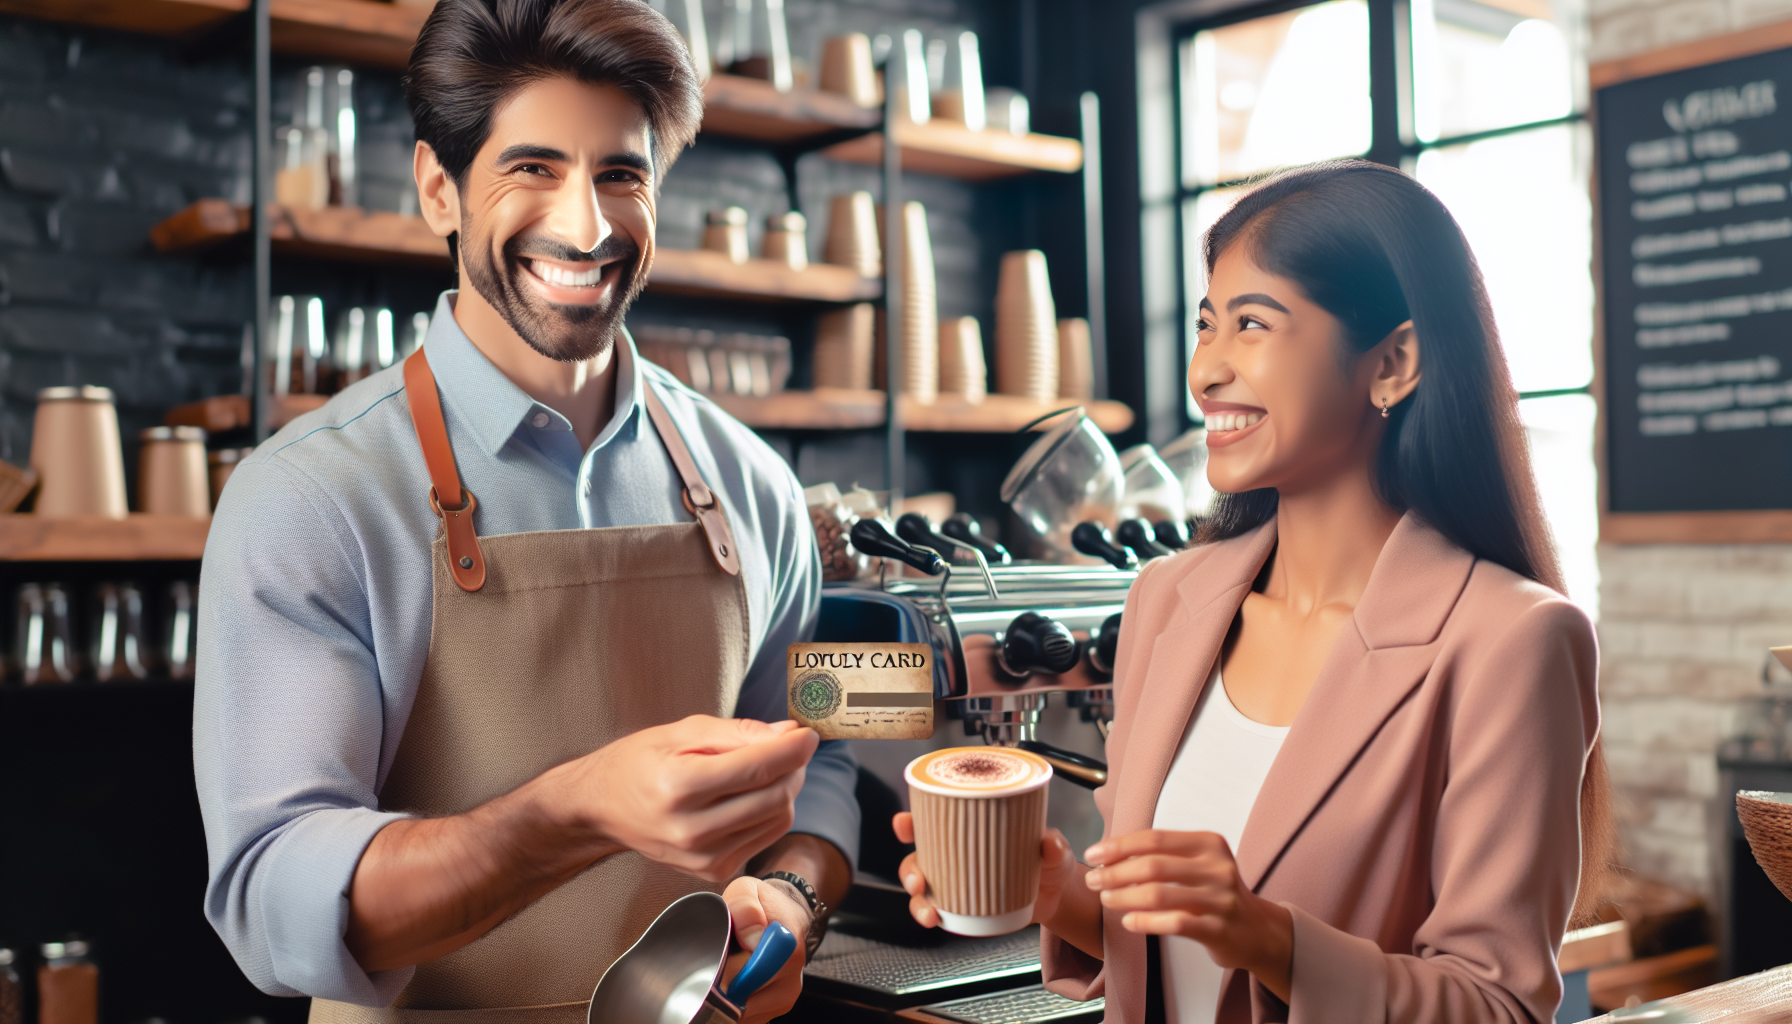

{"left": 345, "top": 762, "right": 621, "bottom": 972}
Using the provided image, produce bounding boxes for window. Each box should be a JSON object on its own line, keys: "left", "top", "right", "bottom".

{"left": 1170, "top": 0, "right": 1599, "bottom": 611}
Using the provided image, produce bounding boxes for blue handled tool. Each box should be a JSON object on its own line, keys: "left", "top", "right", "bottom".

{"left": 722, "top": 921, "right": 797, "bottom": 1007}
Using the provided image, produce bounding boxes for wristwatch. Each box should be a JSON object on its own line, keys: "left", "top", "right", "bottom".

{"left": 759, "top": 870, "right": 830, "bottom": 959}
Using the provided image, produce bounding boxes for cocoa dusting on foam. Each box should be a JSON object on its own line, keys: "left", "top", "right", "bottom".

{"left": 927, "top": 751, "right": 1030, "bottom": 788}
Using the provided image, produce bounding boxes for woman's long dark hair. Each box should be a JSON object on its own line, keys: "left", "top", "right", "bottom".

{"left": 1197, "top": 159, "right": 1613, "bottom": 925}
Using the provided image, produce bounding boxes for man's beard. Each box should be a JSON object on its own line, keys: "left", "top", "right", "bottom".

{"left": 460, "top": 223, "right": 646, "bottom": 363}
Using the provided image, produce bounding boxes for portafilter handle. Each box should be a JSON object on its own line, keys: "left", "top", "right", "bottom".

{"left": 1016, "top": 739, "right": 1108, "bottom": 790}
{"left": 1087, "top": 612, "right": 1122, "bottom": 678}
{"left": 1154, "top": 519, "right": 1190, "bottom": 550}
{"left": 850, "top": 518, "right": 947, "bottom": 576}
{"left": 896, "top": 513, "right": 998, "bottom": 599}
{"left": 1071, "top": 520, "right": 1135, "bottom": 570}
{"left": 1118, "top": 519, "right": 1174, "bottom": 561}
{"left": 942, "top": 513, "right": 1011, "bottom": 565}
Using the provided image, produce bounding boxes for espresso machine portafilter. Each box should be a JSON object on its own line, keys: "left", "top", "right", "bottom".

{"left": 834, "top": 514, "right": 1185, "bottom": 789}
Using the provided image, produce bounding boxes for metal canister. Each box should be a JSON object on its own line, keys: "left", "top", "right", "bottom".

{"left": 29, "top": 387, "right": 127, "bottom": 519}
{"left": 138, "top": 426, "right": 209, "bottom": 517}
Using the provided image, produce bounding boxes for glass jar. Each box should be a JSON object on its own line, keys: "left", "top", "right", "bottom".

{"left": 0, "top": 949, "right": 20, "bottom": 1024}
{"left": 37, "top": 941, "right": 97, "bottom": 1024}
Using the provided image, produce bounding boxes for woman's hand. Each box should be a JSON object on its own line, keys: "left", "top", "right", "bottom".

{"left": 891, "top": 812, "right": 1076, "bottom": 930}
{"left": 1084, "top": 829, "right": 1294, "bottom": 1002}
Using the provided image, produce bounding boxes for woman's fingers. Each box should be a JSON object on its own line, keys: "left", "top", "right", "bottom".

{"left": 892, "top": 811, "right": 914, "bottom": 844}
{"left": 1097, "top": 879, "right": 1236, "bottom": 916}
{"left": 1120, "top": 910, "right": 1208, "bottom": 936}
{"left": 1086, "top": 852, "right": 1235, "bottom": 892}
{"left": 1085, "top": 829, "right": 1229, "bottom": 867}
{"left": 896, "top": 850, "right": 942, "bottom": 927}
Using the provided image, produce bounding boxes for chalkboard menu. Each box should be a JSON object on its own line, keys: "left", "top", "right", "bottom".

{"left": 1599, "top": 45, "right": 1792, "bottom": 515}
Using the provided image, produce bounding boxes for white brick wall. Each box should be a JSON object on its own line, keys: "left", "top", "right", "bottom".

{"left": 1597, "top": 544, "right": 1792, "bottom": 897}
{"left": 1591, "top": 0, "right": 1792, "bottom": 60}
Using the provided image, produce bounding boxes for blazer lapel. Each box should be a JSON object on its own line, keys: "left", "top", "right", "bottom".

{"left": 1112, "top": 523, "right": 1278, "bottom": 837}
{"left": 1235, "top": 514, "right": 1477, "bottom": 890}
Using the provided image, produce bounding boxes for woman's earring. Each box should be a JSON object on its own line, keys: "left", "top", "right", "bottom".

{"left": 1379, "top": 397, "right": 1390, "bottom": 419}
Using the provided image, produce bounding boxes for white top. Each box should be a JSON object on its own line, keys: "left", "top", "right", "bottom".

{"left": 1150, "top": 663, "right": 1291, "bottom": 1024}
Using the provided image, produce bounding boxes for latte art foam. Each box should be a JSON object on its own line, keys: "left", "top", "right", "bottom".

{"left": 926, "top": 751, "right": 1031, "bottom": 787}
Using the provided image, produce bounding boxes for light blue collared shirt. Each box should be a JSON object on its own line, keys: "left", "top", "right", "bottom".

{"left": 193, "top": 292, "right": 854, "bottom": 1005}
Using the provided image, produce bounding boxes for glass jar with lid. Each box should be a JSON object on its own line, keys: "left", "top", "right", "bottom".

{"left": 38, "top": 940, "right": 97, "bottom": 1024}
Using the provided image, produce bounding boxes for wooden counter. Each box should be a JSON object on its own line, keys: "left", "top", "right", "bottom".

{"left": 1578, "top": 963, "right": 1792, "bottom": 1021}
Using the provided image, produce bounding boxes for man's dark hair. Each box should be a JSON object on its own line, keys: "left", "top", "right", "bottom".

{"left": 404, "top": 0, "right": 703, "bottom": 185}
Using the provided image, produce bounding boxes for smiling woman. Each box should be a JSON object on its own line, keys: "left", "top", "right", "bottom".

{"left": 891, "top": 160, "right": 1612, "bottom": 1024}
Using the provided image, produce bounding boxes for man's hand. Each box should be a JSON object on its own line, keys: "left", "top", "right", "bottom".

{"left": 1083, "top": 829, "right": 1294, "bottom": 1002}
{"left": 548, "top": 715, "right": 819, "bottom": 882}
{"left": 346, "top": 715, "right": 818, "bottom": 972}
{"left": 721, "top": 875, "right": 811, "bottom": 1024}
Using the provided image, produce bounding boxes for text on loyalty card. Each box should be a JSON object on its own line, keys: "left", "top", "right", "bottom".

{"left": 790, "top": 650, "right": 928, "bottom": 669}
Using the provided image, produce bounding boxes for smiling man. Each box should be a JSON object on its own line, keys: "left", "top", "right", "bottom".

{"left": 192, "top": 3, "right": 854, "bottom": 1023}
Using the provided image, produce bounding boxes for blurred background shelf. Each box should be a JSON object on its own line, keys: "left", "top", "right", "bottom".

{"left": 165, "top": 393, "right": 327, "bottom": 433}
{"left": 149, "top": 201, "right": 881, "bottom": 302}
{"left": 701, "top": 73, "right": 882, "bottom": 144}
{"left": 823, "top": 120, "right": 1083, "bottom": 180}
{"left": 0, "top": 0, "right": 428, "bottom": 67}
{"left": 0, "top": 515, "right": 210, "bottom": 561}
{"left": 713, "top": 390, "right": 1133, "bottom": 434}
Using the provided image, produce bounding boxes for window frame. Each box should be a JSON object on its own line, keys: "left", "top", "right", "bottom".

{"left": 1168, "top": 0, "right": 1590, "bottom": 424}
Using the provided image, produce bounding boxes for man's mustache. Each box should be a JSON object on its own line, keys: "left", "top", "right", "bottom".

{"left": 506, "top": 232, "right": 639, "bottom": 267}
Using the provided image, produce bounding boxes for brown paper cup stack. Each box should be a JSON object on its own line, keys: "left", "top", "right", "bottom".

{"left": 995, "top": 250, "right": 1059, "bottom": 402}
{"left": 818, "top": 34, "right": 880, "bottom": 108}
{"left": 139, "top": 426, "right": 211, "bottom": 517}
{"left": 825, "top": 192, "right": 881, "bottom": 279}
{"left": 1057, "top": 318, "right": 1094, "bottom": 400}
{"left": 762, "top": 211, "right": 808, "bottom": 270}
{"left": 905, "top": 746, "right": 1051, "bottom": 936}
{"left": 900, "top": 201, "right": 939, "bottom": 405}
{"left": 939, "top": 316, "right": 987, "bottom": 403}
{"left": 30, "top": 386, "right": 128, "bottom": 519}
{"left": 813, "top": 303, "right": 876, "bottom": 390}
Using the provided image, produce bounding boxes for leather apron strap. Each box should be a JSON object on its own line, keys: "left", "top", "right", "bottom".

{"left": 401, "top": 349, "right": 742, "bottom": 590}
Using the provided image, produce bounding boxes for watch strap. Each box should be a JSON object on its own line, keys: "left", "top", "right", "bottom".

{"left": 759, "top": 870, "right": 829, "bottom": 958}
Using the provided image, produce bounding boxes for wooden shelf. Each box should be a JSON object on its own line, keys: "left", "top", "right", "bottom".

{"left": 0, "top": 515, "right": 209, "bottom": 561}
{"left": 649, "top": 249, "right": 880, "bottom": 303}
{"left": 0, "top": 0, "right": 429, "bottom": 67}
{"left": 822, "top": 119, "right": 1083, "bottom": 181}
{"left": 165, "top": 392, "right": 327, "bottom": 433}
{"left": 148, "top": 201, "right": 880, "bottom": 302}
{"left": 713, "top": 389, "right": 1133, "bottom": 434}
{"left": 151, "top": 199, "right": 449, "bottom": 266}
{"left": 701, "top": 74, "right": 881, "bottom": 144}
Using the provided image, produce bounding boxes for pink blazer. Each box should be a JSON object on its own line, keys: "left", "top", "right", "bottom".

{"left": 1041, "top": 514, "right": 1599, "bottom": 1024}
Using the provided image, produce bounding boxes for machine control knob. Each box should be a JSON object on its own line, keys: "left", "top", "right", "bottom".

{"left": 1154, "top": 518, "right": 1190, "bottom": 550}
{"left": 941, "top": 513, "right": 1011, "bottom": 564}
{"left": 1071, "top": 521, "right": 1135, "bottom": 570}
{"left": 1088, "top": 612, "right": 1122, "bottom": 678}
{"left": 849, "top": 518, "right": 946, "bottom": 576}
{"left": 1118, "top": 519, "right": 1174, "bottom": 561}
{"left": 998, "top": 611, "right": 1082, "bottom": 679}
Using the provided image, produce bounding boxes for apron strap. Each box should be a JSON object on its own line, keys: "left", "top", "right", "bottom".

{"left": 641, "top": 383, "right": 742, "bottom": 576}
{"left": 404, "top": 349, "right": 487, "bottom": 592}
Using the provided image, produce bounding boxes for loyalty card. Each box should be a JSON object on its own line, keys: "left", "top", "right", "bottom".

{"left": 788, "top": 642, "right": 935, "bottom": 740}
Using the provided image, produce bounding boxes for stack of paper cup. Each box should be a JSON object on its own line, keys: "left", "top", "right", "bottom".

{"left": 818, "top": 33, "right": 879, "bottom": 108}
{"left": 30, "top": 386, "right": 128, "bottom": 519}
{"left": 825, "top": 192, "right": 881, "bottom": 278}
{"left": 995, "top": 250, "right": 1059, "bottom": 402}
{"left": 900, "top": 201, "right": 938, "bottom": 404}
{"left": 939, "top": 316, "right": 987, "bottom": 403}
{"left": 1057, "top": 317, "right": 1093, "bottom": 400}
{"left": 813, "top": 303, "right": 875, "bottom": 390}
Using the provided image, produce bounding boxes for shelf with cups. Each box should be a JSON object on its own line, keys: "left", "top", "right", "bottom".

{"left": 147, "top": 200, "right": 882, "bottom": 304}
{"left": 709, "top": 389, "right": 1133, "bottom": 434}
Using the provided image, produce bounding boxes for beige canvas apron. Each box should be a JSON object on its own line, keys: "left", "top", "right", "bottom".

{"left": 312, "top": 349, "right": 750, "bottom": 1024}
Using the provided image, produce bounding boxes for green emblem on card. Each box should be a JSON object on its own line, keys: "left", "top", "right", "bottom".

{"left": 792, "top": 670, "right": 844, "bottom": 721}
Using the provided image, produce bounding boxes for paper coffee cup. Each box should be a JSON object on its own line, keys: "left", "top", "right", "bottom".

{"left": 905, "top": 746, "right": 1051, "bottom": 936}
